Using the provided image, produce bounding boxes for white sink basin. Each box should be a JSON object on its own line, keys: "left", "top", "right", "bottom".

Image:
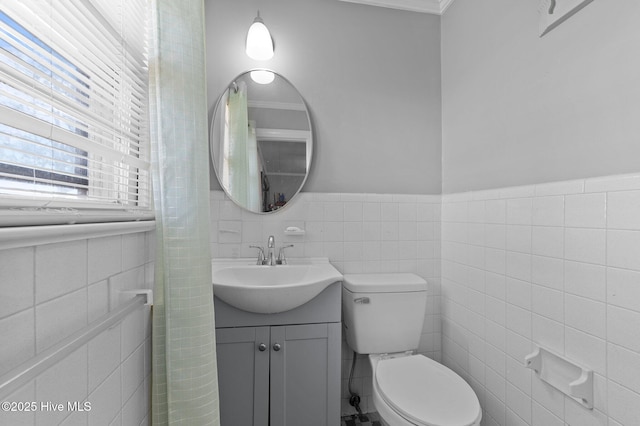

{"left": 212, "top": 259, "right": 343, "bottom": 314}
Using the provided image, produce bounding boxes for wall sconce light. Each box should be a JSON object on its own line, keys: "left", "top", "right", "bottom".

{"left": 245, "top": 11, "right": 274, "bottom": 60}
{"left": 250, "top": 70, "right": 275, "bottom": 85}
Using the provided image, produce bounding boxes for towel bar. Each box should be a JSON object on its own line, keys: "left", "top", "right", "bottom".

{"left": 0, "top": 291, "right": 151, "bottom": 399}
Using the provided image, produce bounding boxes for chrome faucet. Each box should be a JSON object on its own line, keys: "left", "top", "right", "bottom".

{"left": 266, "top": 235, "right": 276, "bottom": 266}
{"left": 250, "top": 236, "right": 294, "bottom": 265}
{"left": 249, "top": 245, "right": 265, "bottom": 265}
{"left": 277, "top": 244, "right": 294, "bottom": 265}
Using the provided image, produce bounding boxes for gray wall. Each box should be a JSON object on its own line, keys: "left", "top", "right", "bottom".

{"left": 205, "top": 0, "right": 442, "bottom": 194}
{"left": 441, "top": 0, "right": 640, "bottom": 193}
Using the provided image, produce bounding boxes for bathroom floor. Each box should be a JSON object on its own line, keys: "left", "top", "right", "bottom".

{"left": 340, "top": 412, "right": 382, "bottom": 426}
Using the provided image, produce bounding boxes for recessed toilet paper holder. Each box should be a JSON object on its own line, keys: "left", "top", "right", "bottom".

{"left": 524, "top": 346, "right": 593, "bottom": 409}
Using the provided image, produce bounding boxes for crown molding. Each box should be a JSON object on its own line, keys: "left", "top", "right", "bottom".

{"left": 248, "top": 100, "right": 307, "bottom": 111}
{"left": 337, "top": 0, "right": 455, "bottom": 15}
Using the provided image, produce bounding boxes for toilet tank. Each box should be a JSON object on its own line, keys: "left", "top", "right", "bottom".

{"left": 342, "top": 273, "right": 427, "bottom": 355}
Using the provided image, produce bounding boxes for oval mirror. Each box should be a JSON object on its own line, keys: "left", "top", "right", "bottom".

{"left": 210, "top": 70, "right": 312, "bottom": 213}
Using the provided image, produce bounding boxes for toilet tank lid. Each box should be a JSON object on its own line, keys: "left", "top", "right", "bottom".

{"left": 343, "top": 273, "right": 427, "bottom": 293}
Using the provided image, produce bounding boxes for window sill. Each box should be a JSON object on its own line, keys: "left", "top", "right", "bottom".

{"left": 0, "top": 220, "right": 156, "bottom": 250}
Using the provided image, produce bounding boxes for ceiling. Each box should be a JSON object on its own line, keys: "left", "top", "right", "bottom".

{"left": 337, "top": 0, "right": 455, "bottom": 15}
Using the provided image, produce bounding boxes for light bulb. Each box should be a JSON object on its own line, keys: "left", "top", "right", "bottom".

{"left": 250, "top": 70, "right": 275, "bottom": 85}
{"left": 245, "top": 13, "right": 274, "bottom": 60}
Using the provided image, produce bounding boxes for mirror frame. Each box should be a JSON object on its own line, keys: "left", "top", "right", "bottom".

{"left": 210, "top": 69, "right": 313, "bottom": 214}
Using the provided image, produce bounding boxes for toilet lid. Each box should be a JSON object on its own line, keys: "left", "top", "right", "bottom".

{"left": 376, "top": 355, "right": 481, "bottom": 426}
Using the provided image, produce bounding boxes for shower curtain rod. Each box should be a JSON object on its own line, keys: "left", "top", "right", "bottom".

{"left": 0, "top": 292, "right": 151, "bottom": 399}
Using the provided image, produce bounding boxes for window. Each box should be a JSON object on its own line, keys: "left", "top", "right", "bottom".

{"left": 0, "top": 1, "right": 152, "bottom": 225}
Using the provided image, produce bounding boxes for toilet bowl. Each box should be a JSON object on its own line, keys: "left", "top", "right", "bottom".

{"left": 369, "top": 353, "right": 481, "bottom": 426}
{"left": 342, "top": 273, "right": 482, "bottom": 426}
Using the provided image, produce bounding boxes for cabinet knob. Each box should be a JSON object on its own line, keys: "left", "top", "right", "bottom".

{"left": 273, "top": 343, "right": 281, "bottom": 351}
{"left": 258, "top": 343, "right": 267, "bottom": 352}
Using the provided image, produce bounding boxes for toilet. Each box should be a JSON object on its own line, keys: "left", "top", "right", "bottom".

{"left": 342, "top": 273, "right": 482, "bottom": 426}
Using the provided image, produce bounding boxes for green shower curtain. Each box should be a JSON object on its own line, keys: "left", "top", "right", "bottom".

{"left": 149, "top": 0, "right": 220, "bottom": 424}
{"left": 223, "top": 83, "right": 261, "bottom": 211}
{"left": 226, "top": 83, "right": 250, "bottom": 206}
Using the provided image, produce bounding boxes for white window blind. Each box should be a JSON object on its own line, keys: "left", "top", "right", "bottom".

{"left": 0, "top": 0, "right": 153, "bottom": 226}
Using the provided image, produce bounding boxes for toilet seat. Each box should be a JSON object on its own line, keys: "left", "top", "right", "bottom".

{"left": 374, "top": 355, "right": 481, "bottom": 426}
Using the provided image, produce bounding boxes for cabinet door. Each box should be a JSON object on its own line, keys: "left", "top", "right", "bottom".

{"left": 215, "top": 327, "right": 270, "bottom": 426}
{"left": 269, "top": 323, "right": 341, "bottom": 426}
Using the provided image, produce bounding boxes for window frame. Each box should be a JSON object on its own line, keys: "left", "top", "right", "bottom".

{"left": 0, "top": 1, "right": 154, "bottom": 227}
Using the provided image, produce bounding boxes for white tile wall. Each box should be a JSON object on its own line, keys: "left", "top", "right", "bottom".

{"left": 210, "top": 190, "right": 441, "bottom": 415}
{"left": 441, "top": 172, "right": 640, "bottom": 426}
{"left": 0, "top": 230, "right": 154, "bottom": 426}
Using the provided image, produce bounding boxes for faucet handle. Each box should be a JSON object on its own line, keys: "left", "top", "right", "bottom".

{"left": 249, "top": 245, "right": 265, "bottom": 265}
{"left": 276, "top": 244, "right": 294, "bottom": 265}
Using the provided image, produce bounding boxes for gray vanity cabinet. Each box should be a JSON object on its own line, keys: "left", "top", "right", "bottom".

{"left": 215, "top": 326, "right": 270, "bottom": 426}
{"left": 214, "top": 282, "right": 342, "bottom": 426}
{"left": 269, "top": 323, "right": 341, "bottom": 425}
